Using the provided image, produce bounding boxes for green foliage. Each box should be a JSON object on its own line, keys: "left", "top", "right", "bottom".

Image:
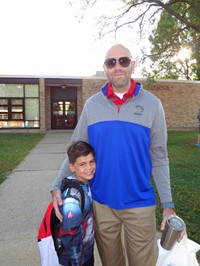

{"left": 0, "top": 133, "right": 44, "bottom": 183}
{"left": 143, "top": 59, "right": 181, "bottom": 80}
{"left": 147, "top": 2, "right": 200, "bottom": 80}
{"left": 155, "top": 131, "right": 200, "bottom": 258}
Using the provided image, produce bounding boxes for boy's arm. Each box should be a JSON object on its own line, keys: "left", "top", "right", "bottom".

{"left": 58, "top": 192, "right": 84, "bottom": 265}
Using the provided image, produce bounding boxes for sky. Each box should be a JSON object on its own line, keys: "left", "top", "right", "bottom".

{"left": 0, "top": 0, "right": 145, "bottom": 78}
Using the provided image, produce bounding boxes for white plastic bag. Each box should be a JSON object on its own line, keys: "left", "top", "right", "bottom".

{"left": 156, "top": 235, "right": 200, "bottom": 266}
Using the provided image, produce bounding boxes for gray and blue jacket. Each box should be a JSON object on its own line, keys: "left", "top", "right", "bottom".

{"left": 52, "top": 81, "right": 172, "bottom": 210}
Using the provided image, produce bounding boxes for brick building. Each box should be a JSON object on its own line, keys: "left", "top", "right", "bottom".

{"left": 0, "top": 76, "right": 199, "bottom": 132}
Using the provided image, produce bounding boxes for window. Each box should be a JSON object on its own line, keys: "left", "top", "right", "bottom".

{"left": 0, "top": 83, "right": 40, "bottom": 129}
{"left": 11, "top": 99, "right": 24, "bottom": 120}
{"left": 0, "top": 99, "right": 8, "bottom": 120}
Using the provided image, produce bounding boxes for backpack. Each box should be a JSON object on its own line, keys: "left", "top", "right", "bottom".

{"left": 37, "top": 178, "right": 85, "bottom": 266}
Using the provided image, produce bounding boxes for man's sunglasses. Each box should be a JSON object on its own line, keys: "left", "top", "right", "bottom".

{"left": 104, "top": 57, "right": 132, "bottom": 69}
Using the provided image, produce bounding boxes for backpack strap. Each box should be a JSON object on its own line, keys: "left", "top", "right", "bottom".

{"left": 50, "top": 207, "right": 65, "bottom": 258}
{"left": 61, "top": 178, "right": 85, "bottom": 213}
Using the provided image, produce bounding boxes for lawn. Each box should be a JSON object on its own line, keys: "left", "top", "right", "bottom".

{"left": 0, "top": 133, "right": 45, "bottom": 184}
{"left": 0, "top": 131, "right": 199, "bottom": 258}
{"left": 154, "top": 130, "right": 200, "bottom": 259}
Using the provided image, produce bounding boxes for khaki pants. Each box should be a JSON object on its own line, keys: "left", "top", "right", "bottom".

{"left": 93, "top": 201, "right": 158, "bottom": 266}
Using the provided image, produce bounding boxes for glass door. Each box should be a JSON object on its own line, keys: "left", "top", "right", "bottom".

{"left": 52, "top": 101, "right": 76, "bottom": 129}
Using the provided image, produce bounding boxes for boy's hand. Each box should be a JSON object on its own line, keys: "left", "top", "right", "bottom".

{"left": 51, "top": 190, "right": 63, "bottom": 222}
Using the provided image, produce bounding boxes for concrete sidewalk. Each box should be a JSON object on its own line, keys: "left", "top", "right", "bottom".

{"left": 0, "top": 131, "right": 102, "bottom": 266}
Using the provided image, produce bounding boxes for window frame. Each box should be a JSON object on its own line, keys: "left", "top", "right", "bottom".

{"left": 0, "top": 82, "right": 40, "bottom": 129}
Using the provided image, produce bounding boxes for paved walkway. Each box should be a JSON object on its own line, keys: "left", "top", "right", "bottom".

{"left": 0, "top": 131, "right": 161, "bottom": 266}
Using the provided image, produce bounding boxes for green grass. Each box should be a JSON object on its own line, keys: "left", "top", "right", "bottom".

{"left": 155, "top": 131, "right": 200, "bottom": 258}
{"left": 0, "top": 133, "right": 45, "bottom": 183}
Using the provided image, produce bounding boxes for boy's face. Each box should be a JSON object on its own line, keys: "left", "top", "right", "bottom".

{"left": 69, "top": 153, "right": 96, "bottom": 183}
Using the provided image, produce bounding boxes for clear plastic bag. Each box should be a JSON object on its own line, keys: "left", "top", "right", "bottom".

{"left": 156, "top": 235, "right": 200, "bottom": 266}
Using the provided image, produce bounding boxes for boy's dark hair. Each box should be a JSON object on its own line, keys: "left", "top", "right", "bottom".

{"left": 67, "top": 141, "right": 95, "bottom": 164}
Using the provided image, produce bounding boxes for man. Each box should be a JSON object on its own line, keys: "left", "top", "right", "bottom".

{"left": 51, "top": 44, "right": 176, "bottom": 266}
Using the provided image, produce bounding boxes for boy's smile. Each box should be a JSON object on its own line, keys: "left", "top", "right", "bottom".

{"left": 69, "top": 153, "right": 96, "bottom": 183}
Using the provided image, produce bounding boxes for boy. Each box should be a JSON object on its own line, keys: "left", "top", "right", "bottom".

{"left": 38, "top": 141, "right": 96, "bottom": 266}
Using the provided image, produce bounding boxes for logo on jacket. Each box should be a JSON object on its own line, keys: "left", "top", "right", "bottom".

{"left": 67, "top": 210, "right": 74, "bottom": 219}
{"left": 134, "top": 105, "right": 144, "bottom": 115}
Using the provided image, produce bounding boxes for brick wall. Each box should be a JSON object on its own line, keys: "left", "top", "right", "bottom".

{"left": 82, "top": 78, "right": 200, "bottom": 129}
{"left": 45, "top": 86, "right": 51, "bottom": 130}
{"left": 39, "top": 78, "right": 46, "bottom": 130}
{"left": 77, "top": 86, "right": 83, "bottom": 120}
{"left": 82, "top": 78, "right": 107, "bottom": 103}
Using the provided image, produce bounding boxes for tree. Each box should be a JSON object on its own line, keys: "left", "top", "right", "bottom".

{"left": 145, "top": 1, "right": 200, "bottom": 80}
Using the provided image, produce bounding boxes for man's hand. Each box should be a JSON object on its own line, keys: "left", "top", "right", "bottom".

{"left": 51, "top": 190, "right": 63, "bottom": 222}
{"left": 160, "top": 208, "right": 185, "bottom": 242}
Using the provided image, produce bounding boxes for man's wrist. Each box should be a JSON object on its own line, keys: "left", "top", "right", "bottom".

{"left": 161, "top": 202, "right": 175, "bottom": 209}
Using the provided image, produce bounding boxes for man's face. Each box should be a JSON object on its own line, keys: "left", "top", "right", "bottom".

{"left": 103, "top": 46, "right": 135, "bottom": 92}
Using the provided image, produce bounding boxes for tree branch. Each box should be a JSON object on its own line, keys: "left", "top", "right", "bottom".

{"left": 145, "top": 0, "right": 200, "bottom": 33}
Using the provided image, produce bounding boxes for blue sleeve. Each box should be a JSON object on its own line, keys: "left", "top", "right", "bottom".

{"left": 59, "top": 192, "right": 84, "bottom": 265}
{"left": 61, "top": 194, "right": 84, "bottom": 230}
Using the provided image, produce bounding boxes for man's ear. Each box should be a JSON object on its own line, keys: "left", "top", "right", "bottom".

{"left": 69, "top": 163, "right": 75, "bottom": 173}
